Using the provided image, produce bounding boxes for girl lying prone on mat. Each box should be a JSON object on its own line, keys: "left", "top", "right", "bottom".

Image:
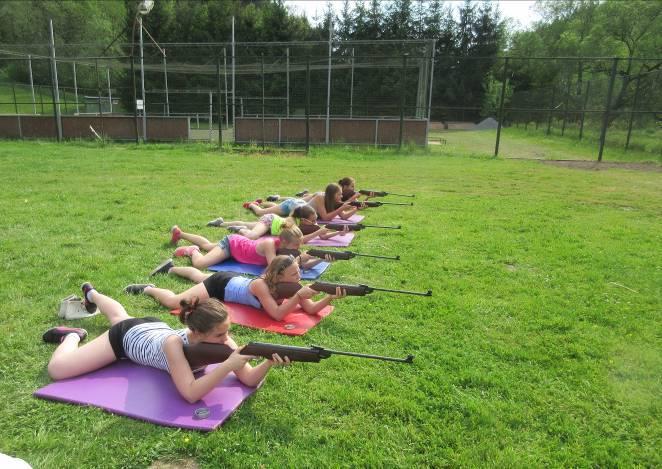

{"left": 169, "top": 221, "right": 327, "bottom": 270}
{"left": 43, "top": 284, "right": 288, "bottom": 403}
{"left": 207, "top": 205, "right": 349, "bottom": 241}
{"left": 125, "top": 255, "right": 346, "bottom": 321}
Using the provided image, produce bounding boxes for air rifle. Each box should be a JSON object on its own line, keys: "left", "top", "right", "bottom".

{"left": 275, "top": 281, "right": 432, "bottom": 299}
{"left": 306, "top": 248, "right": 400, "bottom": 261}
{"left": 182, "top": 342, "right": 414, "bottom": 368}
{"left": 324, "top": 222, "right": 401, "bottom": 231}
{"left": 359, "top": 189, "right": 415, "bottom": 198}
{"left": 346, "top": 200, "right": 413, "bottom": 208}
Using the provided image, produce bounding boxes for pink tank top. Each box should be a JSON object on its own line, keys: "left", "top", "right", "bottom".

{"left": 228, "top": 235, "right": 281, "bottom": 265}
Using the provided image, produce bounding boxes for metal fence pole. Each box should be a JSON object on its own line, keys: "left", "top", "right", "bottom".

{"left": 223, "top": 47, "right": 229, "bottom": 128}
{"left": 72, "top": 61, "right": 80, "bottom": 114}
{"left": 106, "top": 68, "right": 113, "bottom": 113}
{"left": 494, "top": 57, "right": 509, "bottom": 157}
{"left": 306, "top": 56, "right": 310, "bottom": 153}
{"left": 208, "top": 90, "right": 212, "bottom": 143}
{"left": 139, "top": 16, "right": 147, "bottom": 141}
{"left": 579, "top": 80, "right": 590, "bottom": 141}
{"left": 48, "top": 19, "right": 63, "bottom": 141}
{"left": 95, "top": 58, "right": 104, "bottom": 137}
{"left": 286, "top": 47, "right": 290, "bottom": 118}
{"left": 261, "top": 54, "right": 265, "bottom": 150}
{"left": 325, "top": 21, "right": 333, "bottom": 144}
{"left": 163, "top": 49, "right": 169, "bottom": 116}
{"left": 231, "top": 16, "right": 235, "bottom": 130}
{"left": 399, "top": 53, "right": 408, "bottom": 150}
{"left": 130, "top": 53, "right": 139, "bottom": 143}
{"left": 625, "top": 76, "right": 641, "bottom": 151}
{"left": 222, "top": 57, "right": 223, "bottom": 149}
{"left": 546, "top": 88, "right": 556, "bottom": 136}
{"left": 28, "top": 55, "right": 36, "bottom": 114}
{"left": 598, "top": 58, "right": 619, "bottom": 162}
{"left": 426, "top": 39, "right": 437, "bottom": 146}
{"left": 349, "top": 48, "right": 354, "bottom": 118}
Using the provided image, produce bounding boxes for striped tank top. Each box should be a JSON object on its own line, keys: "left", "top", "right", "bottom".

{"left": 122, "top": 321, "right": 189, "bottom": 372}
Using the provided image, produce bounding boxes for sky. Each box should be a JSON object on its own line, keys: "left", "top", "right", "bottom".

{"left": 285, "top": 1, "right": 540, "bottom": 30}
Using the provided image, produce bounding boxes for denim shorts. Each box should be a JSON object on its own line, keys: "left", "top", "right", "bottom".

{"left": 217, "top": 235, "right": 231, "bottom": 255}
{"left": 279, "top": 198, "right": 307, "bottom": 215}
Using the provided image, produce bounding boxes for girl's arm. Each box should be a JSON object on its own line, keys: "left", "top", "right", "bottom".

{"left": 225, "top": 337, "right": 288, "bottom": 386}
{"left": 259, "top": 238, "right": 278, "bottom": 264}
{"left": 251, "top": 280, "right": 317, "bottom": 321}
{"left": 164, "top": 336, "right": 254, "bottom": 403}
{"left": 299, "top": 287, "right": 346, "bottom": 314}
{"left": 338, "top": 205, "right": 359, "bottom": 220}
{"left": 301, "top": 226, "right": 324, "bottom": 244}
{"left": 311, "top": 195, "right": 350, "bottom": 221}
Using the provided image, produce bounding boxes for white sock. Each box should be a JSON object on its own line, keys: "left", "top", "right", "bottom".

{"left": 86, "top": 289, "right": 97, "bottom": 303}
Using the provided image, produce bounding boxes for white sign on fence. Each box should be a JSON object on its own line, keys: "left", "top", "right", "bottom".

{"left": 136, "top": 99, "right": 144, "bottom": 110}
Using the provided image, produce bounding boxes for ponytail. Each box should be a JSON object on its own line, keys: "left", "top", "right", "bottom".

{"left": 279, "top": 219, "right": 303, "bottom": 246}
{"left": 179, "top": 297, "right": 228, "bottom": 333}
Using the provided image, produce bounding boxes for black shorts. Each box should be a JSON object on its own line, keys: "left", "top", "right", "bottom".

{"left": 202, "top": 271, "right": 241, "bottom": 301}
{"left": 108, "top": 317, "right": 161, "bottom": 359}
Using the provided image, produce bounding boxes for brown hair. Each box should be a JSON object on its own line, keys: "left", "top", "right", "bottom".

{"left": 179, "top": 297, "right": 228, "bottom": 333}
{"left": 292, "top": 204, "right": 316, "bottom": 221}
{"left": 324, "top": 183, "right": 342, "bottom": 212}
{"left": 278, "top": 219, "right": 303, "bottom": 246}
{"left": 338, "top": 177, "right": 355, "bottom": 189}
{"left": 262, "top": 255, "right": 297, "bottom": 297}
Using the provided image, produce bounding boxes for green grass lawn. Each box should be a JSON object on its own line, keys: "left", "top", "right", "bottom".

{"left": 0, "top": 140, "right": 660, "bottom": 467}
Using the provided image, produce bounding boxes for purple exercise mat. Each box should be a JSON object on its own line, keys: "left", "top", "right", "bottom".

{"left": 318, "top": 214, "right": 364, "bottom": 224}
{"left": 34, "top": 360, "right": 260, "bottom": 431}
{"left": 306, "top": 232, "right": 355, "bottom": 247}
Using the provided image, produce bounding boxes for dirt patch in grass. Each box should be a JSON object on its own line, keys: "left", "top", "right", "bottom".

{"left": 541, "top": 160, "right": 661, "bottom": 172}
{"left": 150, "top": 458, "right": 199, "bottom": 469}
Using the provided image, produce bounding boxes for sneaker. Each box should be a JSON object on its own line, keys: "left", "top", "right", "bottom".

{"left": 295, "top": 189, "right": 309, "bottom": 197}
{"left": 174, "top": 245, "right": 200, "bottom": 257}
{"left": 266, "top": 195, "right": 280, "bottom": 202}
{"left": 124, "top": 283, "right": 155, "bottom": 295}
{"left": 42, "top": 326, "right": 88, "bottom": 343}
{"left": 150, "top": 258, "right": 174, "bottom": 276}
{"left": 170, "top": 225, "right": 182, "bottom": 245}
{"left": 254, "top": 199, "right": 263, "bottom": 204}
{"left": 227, "top": 226, "right": 243, "bottom": 233}
{"left": 81, "top": 282, "right": 97, "bottom": 314}
{"left": 242, "top": 201, "right": 254, "bottom": 209}
{"left": 206, "top": 217, "right": 224, "bottom": 227}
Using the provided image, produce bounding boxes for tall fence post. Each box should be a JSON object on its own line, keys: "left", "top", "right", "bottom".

{"left": 106, "top": 68, "right": 113, "bottom": 113}
{"left": 48, "top": 19, "right": 63, "bottom": 141}
{"left": 625, "top": 76, "right": 641, "bottom": 151}
{"left": 598, "top": 58, "right": 619, "bottom": 162}
{"left": 426, "top": 39, "right": 437, "bottom": 147}
{"left": 223, "top": 47, "right": 229, "bottom": 128}
{"left": 349, "top": 47, "right": 354, "bottom": 118}
{"left": 286, "top": 47, "right": 290, "bottom": 118}
{"left": 208, "top": 90, "right": 213, "bottom": 143}
{"left": 72, "top": 61, "right": 80, "bottom": 114}
{"left": 95, "top": 58, "right": 104, "bottom": 137}
{"left": 546, "top": 88, "right": 556, "bottom": 136}
{"left": 27, "top": 55, "right": 36, "bottom": 114}
{"left": 325, "top": 20, "right": 333, "bottom": 144}
{"left": 222, "top": 57, "right": 223, "bottom": 149}
{"left": 494, "top": 57, "right": 509, "bottom": 157}
{"left": 398, "top": 53, "right": 408, "bottom": 150}
{"left": 139, "top": 16, "right": 147, "bottom": 141}
{"left": 305, "top": 56, "right": 310, "bottom": 154}
{"left": 578, "top": 80, "right": 591, "bottom": 141}
{"left": 163, "top": 49, "right": 170, "bottom": 116}
{"left": 261, "top": 54, "right": 265, "bottom": 150}
{"left": 130, "top": 52, "right": 140, "bottom": 143}
{"left": 231, "top": 16, "right": 236, "bottom": 132}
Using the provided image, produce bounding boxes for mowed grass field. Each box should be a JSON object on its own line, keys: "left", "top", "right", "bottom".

{"left": 0, "top": 140, "right": 660, "bottom": 467}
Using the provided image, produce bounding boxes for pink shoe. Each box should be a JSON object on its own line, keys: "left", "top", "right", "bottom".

{"left": 242, "top": 201, "right": 254, "bottom": 209}
{"left": 174, "top": 246, "right": 200, "bottom": 257}
{"left": 170, "top": 225, "right": 182, "bottom": 244}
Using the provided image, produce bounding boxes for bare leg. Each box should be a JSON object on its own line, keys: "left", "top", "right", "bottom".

{"left": 237, "top": 223, "right": 270, "bottom": 240}
{"left": 144, "top": 283, "right": 210, "bottom": 309}
{"left": 47, "top": 331, "right": 118, "bottom": 380}
{"left": 169, "top": 266, "right": 211, "bottom": 283}
{"left": 179, "top": 230, "right": 217, "bottom": 252}
{"left": 220, "top": 220, "right": 259, "bottom": 228}
{"left": 249, "top": 203, "right": 285, "bottom": 217}
{"left": 91, "top": 290, "right": 132, "bottom": 326}
{"left": 190, "top": 245, "right": 230, "bottom": 269}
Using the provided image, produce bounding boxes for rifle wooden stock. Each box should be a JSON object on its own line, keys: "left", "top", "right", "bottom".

{"left": 324, "top": 222, "right": 401, "bottom": 231}
{"left": 298, "top": 223, "right": 322, "bottom": 235}
{"left": 276, "top": 248, "right": 302, "bottom": 258}
{"left": 274, "top": 281, "right": 432, "bottom": 298}
{"left": 359, "top": 189, "right": 415, "bottom": 198}
{"left": 241, "top": 342, "right": 414, "bottom": 364}
{"left": 183, "top": 342, "right": 234, "bottom": 369}
{"left": 306, "top": 249, "right": 400, "bottom": 261}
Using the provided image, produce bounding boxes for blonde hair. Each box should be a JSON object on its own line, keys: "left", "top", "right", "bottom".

{"left": 262, "top": 255, "right": 297, "bottom": 297}
{"left": 279, "top": 219, "right": 303, "bottom": 246}
{"left": 179, "top": 297, "right": 229, "bottom": 332}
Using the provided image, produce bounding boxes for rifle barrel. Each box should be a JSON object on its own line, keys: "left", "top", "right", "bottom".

{"left": 366, "top": 285, "right": 432, "bottom": 296}
{"left": 363, "top": 224, "right": 401, "bottom": 229}
{"left": 388, "top": 193, "right": 415, "bottom": 198}
{"left": 380, "top": 201, "right": 413, "bottom": 206}
{"left": 317, "top": 347, "right": 414, "bottom": 363}
{"left": 352, "top": 252, "right": 400, "bottom": 260}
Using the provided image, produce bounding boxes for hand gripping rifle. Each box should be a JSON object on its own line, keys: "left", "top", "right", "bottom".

{"left": 346, "top": 200, "right": 413, "bottom": 208}
{"left": 275, "top": 281, "right": 432, "bottom": 299}
{"left": 306, "top": 248, "right": 400, "bottom": 261}
{"left": 324, "top": 222, "right": 401, "bottom": 231}
{"left": 359, "top": 189, "right": 415, "bottom": 198}
{"left": 182, "top": 342, "right": 414, "bottom": 368}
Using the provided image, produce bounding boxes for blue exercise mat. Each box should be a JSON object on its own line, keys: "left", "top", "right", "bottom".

{"left": 208, "top": 259, "right": 330, "bottom": 280}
